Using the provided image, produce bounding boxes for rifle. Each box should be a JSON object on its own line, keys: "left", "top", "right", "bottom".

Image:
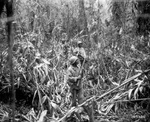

{"left": 77, "top": 56, "right": 86, "bottom": 87}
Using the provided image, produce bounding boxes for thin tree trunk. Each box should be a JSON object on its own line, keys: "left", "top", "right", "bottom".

{"left": 78, "top": 0, "right": 88, "bottom": 35}
{"left": 78, "top": 1, "right": 93, "bottom": 121}
{"left": 6, "top": 0, "right": 15, "bottom": 121}
{"left": 66, "top": 4, "right": 70, "bottom": 42}
{"left": 78, "top": 0, "right": 90, "bottom": 65}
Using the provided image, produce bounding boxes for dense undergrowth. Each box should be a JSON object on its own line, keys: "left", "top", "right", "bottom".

{"left": 0, "top": 0, "right": 150, "bottom": 122}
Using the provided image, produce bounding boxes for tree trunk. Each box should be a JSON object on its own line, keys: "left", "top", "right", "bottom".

{"left": 6, "top": 0, "right": 15, "bottom": 122}
{"left": 78, "top": 1, "right": 93, "bottom": 121}
{"left": 136, "top": 0, "right": 150, "bottom": 36}
{"left": 78, "top": 0, "right": 88, "bottom": 35}
{"left": 66, "top": 4, "right": 70, "bottom": 42}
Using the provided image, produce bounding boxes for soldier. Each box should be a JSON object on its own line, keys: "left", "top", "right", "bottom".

{"left": 74, "top": 40, "right": 87, "bottom": 66}
{"left": 61, "top": 33, "right": 69, "bottom": 69}
{"left": 61, "top": 33, "right": 69, "bottom": 58}
{"left": 67, "top": 56, "right": 83, "bottom": 107}
{"left": 67, "top": 56, "right": 95, "bottom": 122}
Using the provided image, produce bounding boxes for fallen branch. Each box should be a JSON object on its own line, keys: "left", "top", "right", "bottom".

{"left": 96, "top": 72, "right": 143, "bottom": 101}
{"left": 57, "top": 107, "right": 79, "bottom": 122}
{"left": 105, "top": 98, "right": 150, "bottom": 104}
{"left": 57, "top": 70, "right": 150, "bottom": 122}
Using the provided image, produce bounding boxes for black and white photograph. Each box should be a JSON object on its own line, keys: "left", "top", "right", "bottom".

{"left": 0, "top": 0, "right": 150, "bottom": 122}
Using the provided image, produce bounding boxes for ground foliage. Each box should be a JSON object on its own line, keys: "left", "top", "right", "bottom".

{"left": 0, "top": 0, "right": 150, "bottom": 122}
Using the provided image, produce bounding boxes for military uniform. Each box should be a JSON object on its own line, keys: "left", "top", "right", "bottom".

{"left": 67, "top": 56, "right": 83, "bottom": 107}
{"left": 61, "top": 33, "right": 70, "bottom": 69}
{"left": 74, "top": 41, "right": 87, "bottom": 65}
{"left": 61, "top": 41, "right": 69, "bottom": 59}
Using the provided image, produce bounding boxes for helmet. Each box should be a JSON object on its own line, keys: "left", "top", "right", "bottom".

{"left": 69, "top": 56, "right": 78, "bottom": 65}
{"left": 77, "top": 40, "right": 82, "bottom": 45}
{"left": 61, "top": 33, "right": 67, "bottom": 41}
{"left": 35, "top": 52, "right": 41, "bottom": 59}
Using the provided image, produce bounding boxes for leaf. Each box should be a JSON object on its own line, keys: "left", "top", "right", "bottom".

{"left": 99, "top": 103, "right": 114, "bottom": 115}
{"left": 42, "top": 58, "right": 50, "bottom": 64}
{"left": 128, "top": 89, "right": 133, "bottom": 99}
{"left": 37, "top": 87, "right": 43, "bottom": 110}
{"left": 134, "top": 103, "right": 138, "bottom": 111}
{"left": 26, "top": 108, "right": 36, "bottom": 121}
{"left": 37, "top": 110, "right": 47, "bottom": 122}
{"left": 32, "top": 90, "right": 37, "bottom": 105}
{"left": 74, "top": 107, "right": 84, "bottom": 114}
{"left": 134, "top": 87, "right": 139, "bottom": 99}
{"left": 51, "top": 101, "right": 60, "bottom": 110}
{"left": 114, "top": 103, "right": 119, "bottom": 112}
{"left": 17, "top": 77, "right": 21, "bottom": 88}
{"left": 139, "top": 86, "right": 143, "bottom": 94}
{"left": 49, "top": 118, "right": 57, "bottom": 122}
{"left": 135, "top": 79, "right": 144, "bottom": 87}
{"left": 81, "top": 114, "right": 89, "bottom": 121}
{"left": 20, "top": 114, "right": 31, "bottom": 122}
{"left": 111, "top": 81, "right": 119, "bottom": 86}
{"left": 56, "top": 95, "right": 61, "bottom": 103}
{"left": 66, "top": 107, "right": 76, "bottom": 117}
{"left": 42, "top": 96, "right": 47, "bottom": 104}
{"left": 113, "top": 93, "right": 121, "bottom": 100}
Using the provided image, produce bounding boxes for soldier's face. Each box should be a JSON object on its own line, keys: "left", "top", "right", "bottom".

{"left": 73, "top": 60, "right": 79, "bottom": 67}
{"left": 78, "top": 44, "right": 82, "bottom": 47}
